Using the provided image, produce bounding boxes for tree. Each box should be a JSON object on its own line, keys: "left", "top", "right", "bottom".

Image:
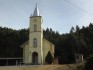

{"left": 70, "top": 26, "right": 75, "bottom": 33}
{"left": 45, "top": 51, "right": 53, "bottom": 64}
{"left": 84, "top": 54, "right": 93, "bottom": 70}
{"left": 76, "top": 25, "right": 80, "bottom": 32}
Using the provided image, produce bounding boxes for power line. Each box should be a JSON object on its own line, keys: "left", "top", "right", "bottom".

{"left": 64, "top": 0, "right": 93, "bottom": 16}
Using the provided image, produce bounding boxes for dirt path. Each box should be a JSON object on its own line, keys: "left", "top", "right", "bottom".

{"left": 0, "top": 65, "right": 77, "bottom": 70}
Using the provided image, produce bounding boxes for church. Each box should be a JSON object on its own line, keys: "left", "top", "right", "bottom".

{"left": 20, "top": 4, "right": 54, "bottom": 64}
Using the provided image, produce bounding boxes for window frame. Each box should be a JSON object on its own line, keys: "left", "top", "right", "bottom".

{"left": 33, "top": 38, "right": 37, "bottom": 47}
{"left": 34, "top": 24, "right": 37, "bottom": 32}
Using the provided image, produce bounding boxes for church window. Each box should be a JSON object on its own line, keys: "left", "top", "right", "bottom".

{"left": 33, "top": 38, "right": 37, "bottom": 47}
{"left": 34, "top": 24, "right": 37, "bottom": 31}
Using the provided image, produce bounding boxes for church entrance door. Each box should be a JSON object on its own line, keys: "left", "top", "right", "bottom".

{"left": 32, "top": 52, "right": 38, "bottom": 64}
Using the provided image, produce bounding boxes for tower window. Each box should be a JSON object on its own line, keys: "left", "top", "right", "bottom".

{"left": 34, "top": 24, "right": 37, "bottom": 32}
{"left": 33, "top": 38, "right": 37, "bottom": 47}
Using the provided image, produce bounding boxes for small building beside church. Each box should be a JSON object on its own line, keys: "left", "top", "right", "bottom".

{"left": 20, "top": 4, "right": 54, "bottom": 64}
{"left": 75, "top": 54, "right": 83, "bottom": 63}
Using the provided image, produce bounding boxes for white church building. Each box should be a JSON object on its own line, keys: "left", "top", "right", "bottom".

{"left": 21, "top": 4, "right": 54, "bottom": 64}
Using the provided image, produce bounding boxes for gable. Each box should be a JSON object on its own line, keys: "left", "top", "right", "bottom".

{"left": 20, "top": 40, "right": 29, "bottom": 48}
{"left": 43, "top": 38, "right": 54, "bottom": 54}
{"left": 43, "top": 38, "right": 54, "bottom": 47}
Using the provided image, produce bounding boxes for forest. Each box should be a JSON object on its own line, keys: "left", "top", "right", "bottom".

{"left": 0, "top": 23, "right": 93, "bottom": 64}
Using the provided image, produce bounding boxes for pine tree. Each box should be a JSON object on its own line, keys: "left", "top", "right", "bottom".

{"left": 45, "top": 51, "right": 53, "bottom": 64}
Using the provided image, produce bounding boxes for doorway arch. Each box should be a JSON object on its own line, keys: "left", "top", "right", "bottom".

{"left": 32, "top": 52, "right": 38, "bottom": 64}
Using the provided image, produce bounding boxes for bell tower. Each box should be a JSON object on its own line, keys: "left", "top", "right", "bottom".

{"left": 29, "top": 4, "right": 43, "bottom": 64}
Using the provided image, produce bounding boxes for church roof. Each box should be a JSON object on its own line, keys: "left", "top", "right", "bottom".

{"left": 20, "top": 38, "right": 54, "bottom": 48}
{"left": 43, "top": 38, "right": 54, "bottom": 47}
{"left": 33, "top": 4, "right": 40, "bottom": 16}
{"left": 20, "top": 40, "right": 29, "bottom": 48}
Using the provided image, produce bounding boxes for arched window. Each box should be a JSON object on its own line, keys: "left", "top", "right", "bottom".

{"left": 33, "top": 38, "right": 37, "bottom": 47}
{"left": 34, "top": 24, "right": 37, "bottom": 32}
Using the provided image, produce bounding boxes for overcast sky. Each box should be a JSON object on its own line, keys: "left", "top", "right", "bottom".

{"left": 0, "top": 0, "right": 93, "bottom": 34}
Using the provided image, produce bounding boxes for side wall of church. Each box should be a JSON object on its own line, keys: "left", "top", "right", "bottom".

{"left": 43, "top": 39, "right": 54, "bottom": 64}
{"left": 23, "top": 43, "right": 29, "bottom": 64}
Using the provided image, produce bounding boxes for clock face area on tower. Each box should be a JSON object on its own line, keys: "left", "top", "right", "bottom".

{"left": 33, "top": 19, "right": 37, "bottom": 22}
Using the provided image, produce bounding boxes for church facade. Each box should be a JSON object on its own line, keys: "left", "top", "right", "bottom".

{"left": 21, "top": 4, "right": 54, "bottom": 64}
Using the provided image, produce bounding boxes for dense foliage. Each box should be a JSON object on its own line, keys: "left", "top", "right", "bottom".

{"left": 0, "top": 23, "right": 93, "bottom": 64}
{"left": 0, "top": 27, "right": 29, "bottom": 57}
{"left": 84, "top": 54, "right": 93, "bottom": 70}
{"left": 44, "top": 23, "right": 93, "bottom": 64}
{"left": 45, "top": 51, "right": 53, "bottom": 64}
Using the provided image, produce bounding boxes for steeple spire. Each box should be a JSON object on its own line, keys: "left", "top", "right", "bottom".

{"left": 33, "top": 4, "right": 40, "bottom": 16}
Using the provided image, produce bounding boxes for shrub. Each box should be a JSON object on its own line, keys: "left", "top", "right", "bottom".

{"left": 84, "top": 54, "right": 93, "bottom": 70}
{"left": 45, "top": 51, "right": 53, "bottom": 64}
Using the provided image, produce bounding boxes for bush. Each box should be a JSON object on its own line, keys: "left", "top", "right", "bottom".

{"left": 84, "top": 54, "right": 93, "bottom": 70}
{"left": 77, "top": 64, "right": 84, "bottom": 70}
{"left": 45, "top": 51, "right": 53, "bottom": 64}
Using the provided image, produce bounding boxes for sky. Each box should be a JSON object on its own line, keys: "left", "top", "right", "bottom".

{"left": 0, "top": 0, "right": 93, "bottom": 34}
